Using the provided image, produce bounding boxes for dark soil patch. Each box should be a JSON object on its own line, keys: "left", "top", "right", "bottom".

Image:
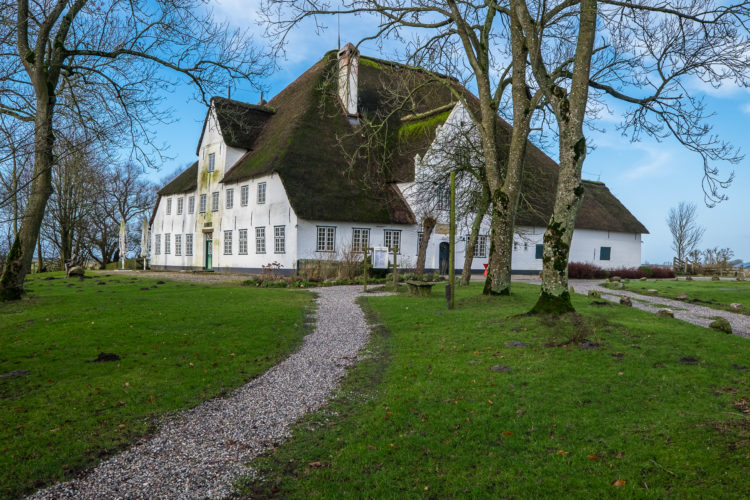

{"left": 490, "top": 365, "right": 510, "bottom": 373}
{"left": 732, "top": 364, "right": 748, "bottom": 370}
{"left": 156, "top": 280, "right": 166, "bottom": 285}
{"left": 90, "top": 352, "right": 121, "bottom": 362}
{"left": 0, "top": 369, "right": 30, "bottom": 379}
{"left": 505, "top": 341, "right": 528, "bottom": 348}
{"left": 42, "top": 277, "right": 56, "bottom": 281}
{"left": 590, "top": 301, "right": 611, "bottom": 307}
{"left": 679, "top": 356, "right": 699, "bottom": 365}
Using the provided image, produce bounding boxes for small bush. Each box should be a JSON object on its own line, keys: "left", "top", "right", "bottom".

{"left": 567, "top": 262, "right": 608, "bottom": 279}
{"left": 567, "top": 262, "right": 675, "bottom": 280}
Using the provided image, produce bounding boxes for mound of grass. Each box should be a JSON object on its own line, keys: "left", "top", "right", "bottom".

{"left": 0, "top": 272, "right": 313, "bottom": 499}
{"left": 239, "top": 283, "right": 750, "bottom": 498}
{"left": 618, "top": 279, "right": 750, "bottom": 315}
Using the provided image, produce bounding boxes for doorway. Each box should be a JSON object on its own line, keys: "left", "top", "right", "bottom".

{"left": 439, "top": 242, "right": 449, "bottom": 275}
{"left": 205, "top": 233, "right": 213, "bottom": 270}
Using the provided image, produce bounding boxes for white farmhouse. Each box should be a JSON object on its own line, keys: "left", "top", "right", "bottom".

{"left": 149, "top": 44, "right": 647, "bottom": 274}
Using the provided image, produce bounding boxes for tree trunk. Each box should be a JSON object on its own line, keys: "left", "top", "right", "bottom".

{"left": 0, "top": 98, "right": 55, "bottom": 300}
{"left": 415, "top": 216, "right": 436, "bottom": 276}
{"left": 461, "top": 192, "right": 490, "bottom": 286}
{"left": 36, "top": 236, "right": 43, "bottom": 273}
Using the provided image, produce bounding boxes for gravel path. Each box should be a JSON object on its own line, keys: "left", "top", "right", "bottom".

{"left": 568, "top": 279, "right": 750, "bottom": 339}
{"left": 30, "top": 286, "right": 388, "bottom": 499}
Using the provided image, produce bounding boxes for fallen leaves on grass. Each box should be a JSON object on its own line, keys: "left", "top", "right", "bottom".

{"left": 307, "top": 461, "right": 322, "bottom": 468}
{"left": 587, "top": 454, "right": 600, "bottom": 461}
{"left": 612, "top": 479, "right": 626, "bottom": 487}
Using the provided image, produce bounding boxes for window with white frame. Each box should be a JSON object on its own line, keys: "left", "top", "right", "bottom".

{"left": 226, "top": 188, "right": 234, "bottom": 209}
{"left": 352, "top": 228, "right": 370, "bottom": 252}
{"left": 436, "top": 183, "right": 449, "bottom": 210}
{"left": 211, "top": 192, "right": 219, "bottom": 212}
{"left": 416, "top": 231, "right": 424, "bottom": 254}
{"left": 208, "top": 152, "right": 215, "bottom": 172}
{"left": 274, "top": 225, "right": 285, "bottom": 253}
{"left": 316, "top": 226, "right": 335, "bottom": 252}
{"left": 384, "top": 229, "right": 401, "bottom": 252}
{"left": 476, "top": 235, "right": 488, "bottom": 258}
{"left": 188, "top": 195, "right": 195, "bottom": 214}
{"left": 164, "top": 233, "right": 171, "bottom": 254}
{"left": 166, "top": 198, "right": 172, "bottom": 215}
{"left": 199, "top": 194, "right": 207, "bottom": 213}
{"left": 256, "top": 227, "right": 266, "bottom": 254}
{"left": 177, "top": 197, "right": 184, "bottom": 215}
{"left": 238, "top": 229, "right": 248, "bottom": 254}
{"left": 175, "top": 234, "right": 182, "bottom": 256}
{"left": 257, "top": 182, "right": 266, "bottom": 204}
{"left": 185, "top": 234, "right": 193, "bottom": 256}
{"left": 240, "top": 185, "right": 249, "bottom": 206}
{"left": 224, "top": 230, "right": 232, "bottom": 255}
{"left": 154, "top": 234, "right": 161, "bottom": 255}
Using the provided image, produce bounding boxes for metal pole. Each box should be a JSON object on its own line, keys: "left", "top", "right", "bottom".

{"left": 363, "top": 247, "right": 369, "bottom": 293}
{"left": 392, "top": 246, "right": 399, "bottom": 290}
{"left": 449, "top": 171, "right": 456, "bottom": 310}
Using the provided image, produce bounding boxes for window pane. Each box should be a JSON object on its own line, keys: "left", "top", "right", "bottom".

{"left": 239, "top": 229, "right": 248, "bottom": 255}
{"left": 226, "top": 189, "right": 234, "bottom": 209}
{"left": 188, "top": 196, "right": 195, "bottom": 214}
{"left": 256, "top": 227, "right": 266, "bottom": 254}
{"left": 211, "top": 192, "right": 219, "bottom": 212}
{"left": 241, "top": 185, "right": 249, "bottom": 206}
{"left": 600, "top": 246, "right": 611, "bottom": 261}
{"left": 208, "top": 153, "right": 215, "bottom": 172}
{"left": 258, "top": 182, "right": 266, "bottom": 204}
{"left": 175, "top": 235, "right": 182, "bottom": 256}
{"left": 224, "top": 230, "right": 232, "bottom": 255}
{"left": 165, "top": 234, "right": 171, "bottom": 254}
{"left": 199, "top": 194, "right": 206, "bottom": 213}
{"left": 186, "top": 234, "right": 193, "bottom": 256}
{"left": 166, "top": 198, "right": 172, "bottom": 215}
{"left": 177, "top": 198, "right": 183, "bottom": 215}
{"left": 274, "top": 226, "right": 285, "bottom": 253}
{"left": 535, "top": 244, "right": 544, "bottom": 260}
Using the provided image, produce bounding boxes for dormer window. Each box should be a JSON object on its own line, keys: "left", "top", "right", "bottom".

{"left": 208, "top": 153, "right": 215, "bottom": 173}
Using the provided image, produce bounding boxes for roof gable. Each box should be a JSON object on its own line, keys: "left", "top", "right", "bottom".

{"left": 195, "top": 98, "right": 275, "bottom": 155}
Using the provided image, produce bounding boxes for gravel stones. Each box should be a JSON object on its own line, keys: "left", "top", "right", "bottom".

{"left": 30, "top": 286, "right": 385, "bottom": 500}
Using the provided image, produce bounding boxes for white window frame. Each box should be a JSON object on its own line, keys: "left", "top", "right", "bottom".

{"left": 240, "top": 185, "right": 249, "bottom": 206}
{"left": 164, "top": 233, "right": 171, "bottom": 254}
{"left": 416, "top": 231, "right": 424, "bottom": 254}
{"left": 476, "top": 235, "right": 488, "bottom": 258}
{"left": 188, "top": 195, "right": 195, "bottom": 214}
{"left": 224, "top": 230, "right": 232, "bottom": 255}
{"left": 316, "top": 226, "right": 336, "bottom": 252}
{"left": 352, "top": 228, "right": 370, "bottom": 252}
{"left": 199, "top": 194, "right": 207, "bottom": 213}
{"left": 384, "top": 229, "right": 401, "bottom": 252}
{"left": 177, "top": 197, "right": 184, "bottom": 215}
{"left": 154, "top": 234, "right": 161, "bottom": 255}
{"left": 256, "top": 227, "right": 266, "bottom": 254}
{"left": 211, "top": 191, "right": 219, "bottom": 212}
{"left": 208, "top": 152, "right": 215, "bottom": 172}
{"left": 185, "top": 234, "right": 193, "bottom": 256}
{"left": 166, "top": 198, "right": 172, "bottom": 215}
{"left": 274, "top": 225, "right": 285, "bottom": 254}
{"left": 436, "top": 184, "right": 449, "bottom": 211}
{"left": 175, "top": 234, "right": 182, "bottom": 256}
{"left": 226, "top": 188, "right": 234, "bottom": 209}
{"left": 238, "top": 229, "right": 248, "bottom": 255}
{"left": 257, "top": 182, "right": 266, "bottom": 204}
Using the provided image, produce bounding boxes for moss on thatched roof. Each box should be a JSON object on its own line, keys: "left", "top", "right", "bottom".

{"left": 158, "top": 162, "right": 198, "bottom": 196}
{"left": 195, "top": 98, "right": 274, "bottom": 155}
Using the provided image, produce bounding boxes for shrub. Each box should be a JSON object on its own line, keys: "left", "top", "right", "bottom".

{"left": 567, "top": 262, "right": 675, "bottom": 280}
{"left": 567, "top": 262, "right": 608, "bottom": 279}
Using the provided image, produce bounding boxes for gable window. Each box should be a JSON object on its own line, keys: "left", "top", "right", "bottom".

{"left": 535, "top": 244, "right": 544, "bottom": 260}
{"left": 352, "top": 228, "right": 370, "bottom": 252}
{"left": 476, "top": 235, "right": 488, "bottom": 258}
{"left": 600, "top": 246, "right": 611, "bottom": 261}
{"left": 226, "top": 188, "right": 234, "bottom": 209}
{"left": 238, "top": 229, "right": 248, "bottom": 254}
{"left": 211, "top": 191, "right": 219, "bottom": 212}
{"left": 199, "top": 194, "right": 207, "bottom": 213}
{"left": 384, "top": 229, "right": 401, "bottom": 252}
{"left": 188, "top": 195, "right": 195, "bottom": 214}
{"left": 317, "top": 226, "right": 335, "bottom": 252}
{"left": 154, "top": 234, "right": 161, "bottom": 255}
{"left": 436, "top": 183, "right": 450, "bottom": 211}
{"left": 166, "top": 198, "right": 172, "bottom": 215}
{"left": 224, "top": 230, "right": 232, "bottom": 255}
{"left": 257, "top": 182, "right": 266, "bottom": 204}
{"left": 177, "top": 197, "right": 184, "bottom": 215}
{"left": 274, "top": 225, "right": 285, "bottom": 254}
{"left": 208, "top": 152, "right": 215, "bottom": 172}
{"left": 164, "top": 233, "right": 171, "bottom": 254}
{"left": 240, "top": 185, "right": 249, "bottom": 206}
{"left": 256, "top": 227, "right": 266, "bottom": 254}
{"left": 185, "top": 234, "right": 193, "bottom": 256}
{"left": 175, "top": 234, "right": 182, "bottom": 256}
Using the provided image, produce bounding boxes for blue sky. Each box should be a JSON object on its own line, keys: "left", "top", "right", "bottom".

{"left": 150, "top": 2, "right": 750, "bottom": 266}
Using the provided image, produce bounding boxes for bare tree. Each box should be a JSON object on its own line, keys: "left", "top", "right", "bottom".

{"left": 667, "top": 202, "right": 705, "bottom": 269}
{"left": 0, "top": 0, "right": 269, "bottom": 300}
{"left": 512, "top": 0, "right": 750, "bottom": 313}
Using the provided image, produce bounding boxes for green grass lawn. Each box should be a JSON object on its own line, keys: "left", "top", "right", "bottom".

{"left": 240, "top": 282, "right": 750, "bottom": 498}
{"left": 0, "top": 272, "right": 313, "bottom": 499}
{"left": 617, "top": 279, "right": 750, "bottom": 314}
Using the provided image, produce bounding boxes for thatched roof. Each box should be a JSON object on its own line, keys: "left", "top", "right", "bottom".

{"left": 158, "top": 162, "right": 197, "bottom": 196}
{"left": 156, "top": 50, "right": 647, "bottom": 234}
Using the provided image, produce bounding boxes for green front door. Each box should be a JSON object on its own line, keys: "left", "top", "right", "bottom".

{"left": 205, "top": 234, "right": 213, "bottom": 270}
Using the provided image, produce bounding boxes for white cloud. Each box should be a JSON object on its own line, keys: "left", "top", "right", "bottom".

{"left": 742, "top": 102, "right": 750, "bottom": 114}
{"left": 617, "top": 144, "right": 674, "bottom": 182}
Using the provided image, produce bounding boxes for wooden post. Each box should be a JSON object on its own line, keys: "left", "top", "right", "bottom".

{"left": 392, "top": 246, "right": 399, "bottom": 290}
{"left": 363, "top": 247, "right": 369, "bottom": 293}
{"left": 449, "top": 171, "right": 456, "bottom": 310}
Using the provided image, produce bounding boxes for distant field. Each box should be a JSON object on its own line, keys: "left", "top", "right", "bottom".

{"left": 0, "top": 272, "right": 313, "bottom": 499}
{"left": 617, "top": 279, "right": 750, "bottom": 314}
{"left": 240, "top": 282, "right": 750, "bottom": 498}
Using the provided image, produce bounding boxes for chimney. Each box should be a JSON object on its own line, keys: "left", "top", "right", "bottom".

{"left": 337, "top": 42, "right": 359, "bottom": 118}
